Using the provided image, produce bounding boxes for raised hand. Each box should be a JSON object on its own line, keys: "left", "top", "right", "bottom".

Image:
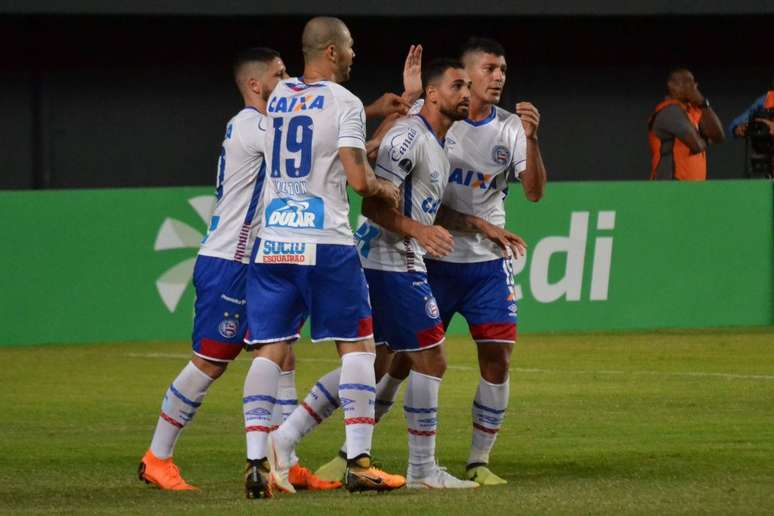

{"left": 402, "top": 44, "right": 423, "bottom": 103}
{"left": 516, "top": 102, "right": 540, "bottom": 139}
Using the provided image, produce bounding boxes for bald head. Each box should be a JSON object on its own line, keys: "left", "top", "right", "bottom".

{"left": 302, "top": 16, "right": 351, "bottom": 61}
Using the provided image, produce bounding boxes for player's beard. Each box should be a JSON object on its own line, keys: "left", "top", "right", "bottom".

{"left": 441, "top": 101, "right": 470, "bottom": 121}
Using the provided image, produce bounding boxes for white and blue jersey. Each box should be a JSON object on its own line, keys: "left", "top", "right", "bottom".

{"left": 200, "top": 107, "right": 267, "bottom": 263}
{"left": 259, "top": 77, "right": 367, "bottom": 246}
{"left": 355, "top": 114, "right": 449, "bottom": 351}
{"left": 356, "top": 115, "right": 451, "bottom": 273}
{"left": 192, "top": 107, "right": 267, "bottom": 362}
{"left": 442, "top": 105, "right": 527, "bottom": 263}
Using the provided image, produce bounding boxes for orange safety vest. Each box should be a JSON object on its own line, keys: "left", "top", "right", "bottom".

{"left": 648, "top": 99, "right": 706, "bottom": 180}
{"left": 765, "top": 91, "right": 774, "bottom": 109}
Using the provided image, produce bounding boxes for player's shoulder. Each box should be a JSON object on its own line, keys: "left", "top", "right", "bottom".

{"left": 494, "top": 105, "right": 523, "bottom": 129}
{"left": 381, "top": 116, "right": 425, "bottom": 158}
{"left": 230, "top": 107, "right": 267, "bottom": 134}
{"left": 324, "top": 81, "right": 363, "bottom": 107}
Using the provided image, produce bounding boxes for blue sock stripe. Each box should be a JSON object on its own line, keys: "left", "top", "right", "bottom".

{"left": 275, "top": 398, "right": 298, "bottom": 405}
{"left": 169, "top": 384, "right": 202, "bottom": 408}
{"left": 473, "top": 400, "right": 506, "bottom": 415}
{"left": 338, "top": 383, "right": 376, "bottom": 393}
{"left": 403, "top": 405, "right": 437, "bottom": 414}
{"left": 315, "top": 382, "right": 340, "bottom": 407}
{"left": 242, "top": 394, "right": 277, "bottom": 404}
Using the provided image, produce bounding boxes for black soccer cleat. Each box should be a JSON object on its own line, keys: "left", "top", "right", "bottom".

{"left": 244, "top": 458, "right": 273, "bottom": 499}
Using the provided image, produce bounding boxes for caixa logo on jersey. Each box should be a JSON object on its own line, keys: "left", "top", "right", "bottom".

{"left": 265, "top": 196, "right": 324, "bottom": 229}
{"left": 268, "top": 94, "right": 325, "bottom": 113}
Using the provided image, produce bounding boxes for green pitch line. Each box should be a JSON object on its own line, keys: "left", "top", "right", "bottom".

{"left": 1, "top": 329, "right": 774, "bottom": 514}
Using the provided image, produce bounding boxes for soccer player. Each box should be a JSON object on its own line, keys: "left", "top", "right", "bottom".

{"left": 137, "top": 47, "right": 336, "bottom": 491}
{"left": 426, "top": 37, "right": 547, "bottom": 485}
{"left": 241, "top": 16, "right": 404, "bottom": 498}
{"left": 314, "top": 37, "right": 542, "bottom": 486}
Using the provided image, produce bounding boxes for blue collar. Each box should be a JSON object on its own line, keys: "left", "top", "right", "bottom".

{"left": 464, "top": 105, "right": 496, "bottom": 127}
{"left": 415, "top": 114, "right": 445, "bottom": 148}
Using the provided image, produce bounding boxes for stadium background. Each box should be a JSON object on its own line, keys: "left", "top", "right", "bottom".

{"left": 3, "top": 1, "right": 774, "bottom": 189}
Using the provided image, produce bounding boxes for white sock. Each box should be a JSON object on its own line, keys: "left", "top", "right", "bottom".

{"left": 275, "top": 367, "right": 341, "bottom": 446}
{"left": 468, "top": 376, "right": 509, "bottom": 466}
{"left": 339, "top": 352, "right": 376, "bottom": 460}
{"left": 404, "top": 370, "right": 440, "bottom": 477}
{"left": 275, "top": 370, "right": 300, "bottom": 465}
{"left": 339, "top": 372, "right": 404, "bottom": 455}
{"left": 243, "top": 357, "right": 281, "bottom": 460}
{"left": 150, "top": 361, "right": 214, "bottom": 459}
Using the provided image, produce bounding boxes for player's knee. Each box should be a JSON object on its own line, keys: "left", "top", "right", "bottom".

{"left": 191, "top": 355, "right": 228, "bottom": 380}
{"left": 478, "top": 344, "right": 512, "bottom": 383}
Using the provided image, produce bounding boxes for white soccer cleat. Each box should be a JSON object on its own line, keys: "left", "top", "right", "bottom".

{"left": 406, "top": 464, "right": 480, "bottom": 489}
{"left": 267, "top": 432, "right": 296, "bottom": 493}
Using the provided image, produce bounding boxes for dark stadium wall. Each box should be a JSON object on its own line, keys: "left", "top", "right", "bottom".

{"left": 1, "top": 14, "right": 772, "bottom": 189}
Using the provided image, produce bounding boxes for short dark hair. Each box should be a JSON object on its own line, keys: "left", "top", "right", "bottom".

{"left": 422, "top": 58, "right": 465, "bottom": 90}
{"left": 232, "top": 47, "right": 281, "bottom": 78}
{"left": 460, "top": 37, "right": 506, "bottom": 60}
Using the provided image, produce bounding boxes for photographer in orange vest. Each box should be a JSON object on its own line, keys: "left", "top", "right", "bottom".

{"left": 729, "top": 84, "right": 774, "bottom": 178}
{"left": 648, "top": 69, "right": 725, "bottom": 180}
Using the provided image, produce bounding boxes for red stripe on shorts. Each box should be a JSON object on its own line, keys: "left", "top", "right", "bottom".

{"left": 357, "top": 316, "right": 374, "bottom": 337}
{"left": 417, "top": 322, "right": 445, "bottom": 348}
{"left": 469, "top": 323, "right": 516, "bottom": 342}
{"left": 199, "top": 337, "right": 242, "bottom": 361}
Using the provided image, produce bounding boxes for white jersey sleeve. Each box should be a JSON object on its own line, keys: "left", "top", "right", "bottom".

{"left": 199, "top": 107, "right": 267, "bottom": 263}
{"left": 373, "top": 122, "right": 422, "bottom": 186}
{"left": 440, "top": 105, "right": 527, "bottom": 263}
{"left": 337, "top": 94, "right": 367, "bottom": 150}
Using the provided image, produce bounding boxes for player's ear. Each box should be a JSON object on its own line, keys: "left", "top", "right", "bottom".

{"left": 248, "top": 77, "right": 261, "bottom": 96}
{"left": 325, "top": 44, "right": 337, "bottom": 63}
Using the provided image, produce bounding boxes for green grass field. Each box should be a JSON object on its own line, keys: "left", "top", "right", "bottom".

{"left": 2, "top": 328, "right": 774, "bottom": 514}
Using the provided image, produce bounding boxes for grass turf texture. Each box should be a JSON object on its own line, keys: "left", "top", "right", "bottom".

{"left": 1, "top": 329, "right": 773, "bottom": 514}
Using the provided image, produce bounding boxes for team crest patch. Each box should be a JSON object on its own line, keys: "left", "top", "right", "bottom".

{"left": 218, "top": 318, "right": 239, "bottom": 339}
{"left": 425, "top": 297, "right": 440, "bottom": 319}
{"left": 492, "top": 145, "right": 510, "bottom": 165}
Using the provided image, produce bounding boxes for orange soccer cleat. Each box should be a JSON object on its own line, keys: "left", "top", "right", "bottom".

{"left": 138, "top": 449, "right": 198, "bottom": 491}
{"left": 345, "top": 456, "right": 406, "bottom": 492}
{"left": 288, "top": 463, "right": 343, "bottom": 491}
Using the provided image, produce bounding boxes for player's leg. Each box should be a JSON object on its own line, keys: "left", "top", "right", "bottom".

{"left": 272, "top": 348, "right": 342, "bottom": 490}
{"left": 139, "top": 256, "right": 247, "bottom": 490}
{"left": 315, "top": 296, "right": 404, "bottom": 482}
{"left": 457, "top": 258, "right": 517, "bottom": 485}
{"left": 315, "top": 246, "right": 404, "bottom": 492}
{"left": 242, "top": 255, "right": 307, "bottom": 499}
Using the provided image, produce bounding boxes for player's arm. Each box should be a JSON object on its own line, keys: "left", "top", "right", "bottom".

{"left": 515, "top": 102, "right": 547, "bottom": 202}
{"left": 340, "top": 148, "right": 400, "bottom": 207}
{"left": 436, "top": 205, "right": 526, "bottom": 258}
{"left": 364, "top": 93, "right": 412, "bottom": 119}
{"left": 363, "top": 196, "right": 453, "bottom": 257}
